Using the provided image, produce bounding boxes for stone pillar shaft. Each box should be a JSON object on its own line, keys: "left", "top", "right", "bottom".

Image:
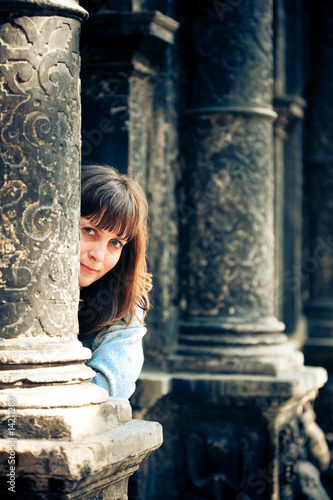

{"left": 170, "top": 0, "right": 302, "bottom": 375}
{"left": 0, "top": 0, "right": 107, "bottom": 407}
{"left": 180, "top": 0, "right": 276, "bottom": 322}
{"left": 0, "top": 3, "right": 163, "bottom": 497}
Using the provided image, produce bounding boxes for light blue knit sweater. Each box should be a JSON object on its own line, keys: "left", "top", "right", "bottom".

{"left": 81, "top": 310, "right": 146, "bottom": 399}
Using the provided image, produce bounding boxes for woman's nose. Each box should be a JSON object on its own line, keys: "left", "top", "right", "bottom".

{"left": 89, "top": 242, "right": 106, "bottom": 262}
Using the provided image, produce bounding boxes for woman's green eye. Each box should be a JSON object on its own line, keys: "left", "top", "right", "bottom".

{"left": 110, "top": 240, "right": 123, "bottom": 249}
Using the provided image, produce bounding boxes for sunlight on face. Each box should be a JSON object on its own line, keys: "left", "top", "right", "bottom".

{"left": 79, "top": 217, "right": 127, "bottom": 288}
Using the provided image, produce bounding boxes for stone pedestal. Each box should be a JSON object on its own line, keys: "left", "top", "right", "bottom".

{"left": 0, "top": 1, "right": 162, "bottom": 497}
{"left": 131, "top": 368, "right": 328, "bottom": 500}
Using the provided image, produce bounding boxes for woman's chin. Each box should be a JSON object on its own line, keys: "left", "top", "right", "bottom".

{"left": 79, "top": 276, "right": 93, "bottom": 288}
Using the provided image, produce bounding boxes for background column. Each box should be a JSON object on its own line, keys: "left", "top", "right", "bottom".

{"left": 170, "top": 0, "right": 300, "bottom": 375}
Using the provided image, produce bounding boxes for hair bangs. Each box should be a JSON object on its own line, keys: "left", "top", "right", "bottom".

{"left": 85, "top": 190, "right": 140, "bottom": 242}
{"left": 79, "top": 164, "right": 151, "bottom": 338}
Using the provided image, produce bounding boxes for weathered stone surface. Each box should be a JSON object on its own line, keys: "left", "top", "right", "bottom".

{"left": 134, "top": 366, "right": 327, "bottom": 409}
{"left": 0, "top": 10, "right": 97, "bottom": 398}
{"left": 0, "top": 383, "right": 108, "bottom": 409}
{"left": 0, "top": 0, "right": 88, "bottom": 20}
{"left": 0, "top": 14, "right": 82, "bottom": 340}
{"left": 131, "top": 368, "right": 328, "bottom": 500}
{"left": 0, "top": 4, "right": 163, "bottom": 500}
{"left": 0, "top": 397, "right": 132, "bottom": 440}
{"left": 80, "top": 9, "right": 180, "bottom": 368}
{"left": 181, "top": 114, "right": 276, "bottom": 320}
{"left": 131, "top": 371, "right": 172, "bottom": 412}
{"left": 0, "top": 419, "right": 163, "bottom": 499}
{"left": 172, "top": 0, "right": 285, "bottom": 376}
{"left": 177, "top": 0, "right": 274, "bottom": 110}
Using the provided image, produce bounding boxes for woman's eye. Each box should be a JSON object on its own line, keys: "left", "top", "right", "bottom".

{"left": 110, "top": 240, "right": 122, "bottom": 249}
{"left": 83, "top": 227, "right": 95, "bottom": 235}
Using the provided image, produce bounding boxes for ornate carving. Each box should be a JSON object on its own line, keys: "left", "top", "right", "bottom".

{"left": 181, "top": 114, "right": 275, "bottom": 319}
{"left": 279, "top": 404, "right": 330, "bottom": 500}
{"left": 179, "top": 0, "right": 274, "bottom": 109}
{"left": 183, "top": 423, "right": 260, "bottom": 499}
{"left": 0, "top": 15, "right": 81, "bottom": 339}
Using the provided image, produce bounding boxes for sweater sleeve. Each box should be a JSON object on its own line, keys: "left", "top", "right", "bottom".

{"left": 84, "top": 311, "right": 147, "bottom": 399}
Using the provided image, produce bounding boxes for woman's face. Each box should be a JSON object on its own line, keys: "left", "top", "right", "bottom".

{"left": 79, "top": 217, "right": 127, "bottom": 288}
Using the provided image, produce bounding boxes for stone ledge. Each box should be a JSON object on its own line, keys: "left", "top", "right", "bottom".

{"left": 87, "top": 11, "right": 179, "bottom": 45}
{"left": 134, "top": 365, "right": 327, "bottom": 408}
{"left": 0, "top": 419, "right": 163, "bottom": 499}
{"left": 168, "top": 348, "right": 305, "bottom": 376}
{"left": 0, "top": 398, "right": 132, "bottom": 440}
{"left": 0, "top": 383, "right": 109, "bottom": 409}
{"left": 0, "top": 0, "right": 88, "bottom": 21}
{"left": 171, "top": 366, "right": 327, "bottom": 400}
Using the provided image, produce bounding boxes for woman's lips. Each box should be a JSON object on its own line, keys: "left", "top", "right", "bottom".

{"left": 80, "top": 263, "right": 99, "bottom": 274}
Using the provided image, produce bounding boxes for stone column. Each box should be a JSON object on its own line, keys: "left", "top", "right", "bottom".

{"left": 169, "top": 0, "right": 302, "bottom": 376}
{"left": 130, "top": 1, "right": 329, "bottom": 499}
{"left": 0, "top": 0, "right": 100, "bottom": 408}
{"left": 0, "top": 1, "right": 162, "bottom": 497}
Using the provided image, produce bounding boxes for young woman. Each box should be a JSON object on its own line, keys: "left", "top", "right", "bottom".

{"left": 78, "top": 164, "right": 152, "bottom": 398}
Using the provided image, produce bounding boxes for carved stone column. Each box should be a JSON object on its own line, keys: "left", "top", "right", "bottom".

{"left": 129, "top": 1, "right": 329, "bottom": 499}
{"left": 169, "top": 0, "right": 302, "bottom": 376}
{"left": 0, "top": 1, "right": 162, "bottom": 497}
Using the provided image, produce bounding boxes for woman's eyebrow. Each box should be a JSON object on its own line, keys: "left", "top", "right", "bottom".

{"left": 115, "top": 235, "right": 128, "bottom": 243}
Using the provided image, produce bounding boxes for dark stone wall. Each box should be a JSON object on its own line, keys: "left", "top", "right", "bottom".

{"left": 79, "top": 3, "right": 180, "bottom": 368}
{"left": 130, "top": 394, "right": 271, "bottom": 500}
{"left": 302, "top": 1, "right": 333, "bottom": 496}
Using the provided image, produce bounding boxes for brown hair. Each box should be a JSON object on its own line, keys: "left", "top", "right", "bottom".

{"left": 78, "top": 164, "right": 152, "bottom": 338}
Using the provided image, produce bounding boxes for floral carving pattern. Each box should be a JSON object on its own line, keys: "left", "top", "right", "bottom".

{"left": 179, "top": 0, "right": 273, "bottom": 109}
{"left": 0, "top": 16, "right": 81, "bottom": 338}
{"left": 181, "top": 115, "right": 275, "bottom": 319}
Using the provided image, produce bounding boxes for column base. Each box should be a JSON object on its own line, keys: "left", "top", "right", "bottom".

{"left": 0, "top": 396, "right": 132, "bottom": 441}
{"left": 130, "top": 366, "right": 329, "bottom": 500}
{"left": 0, "top": 416, "right": 162, "bottom": 499}
{"left": 169, "top": 342, "right": 304, "bottom": 376}
{"left": 170, "top": 315, "right": 305, "bottom": 375}
{"left": 134, "top": 365, "right": 327, "bottom": 410}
